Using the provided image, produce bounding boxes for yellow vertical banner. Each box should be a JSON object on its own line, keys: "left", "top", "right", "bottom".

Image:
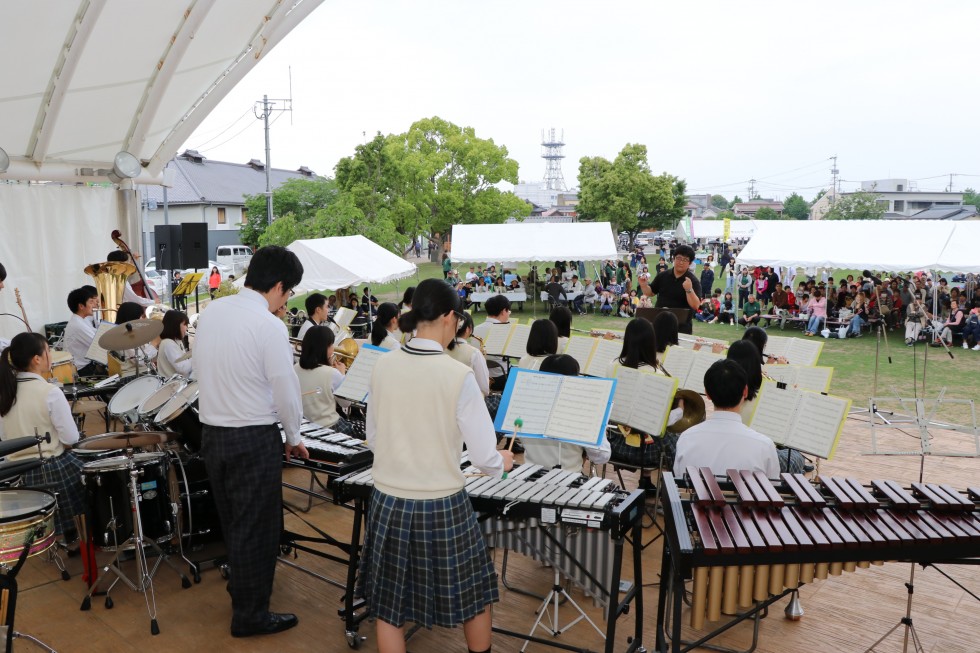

{"left": 723, "top": 218, "right": 731, "bottom": 242}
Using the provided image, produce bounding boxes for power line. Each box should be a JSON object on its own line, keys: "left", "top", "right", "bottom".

{"left": 192, "top": 107, "right": 253, "bottom": 149}
{"left": 197, "top": 119, "right": 259, "bottom": 153}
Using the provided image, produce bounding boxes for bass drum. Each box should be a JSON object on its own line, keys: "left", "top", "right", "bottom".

{"left": 154, "top": 381, "right": 201, "bottom": 452}
{"left": 171, "top": 453, "right": 222, "bottom": 548}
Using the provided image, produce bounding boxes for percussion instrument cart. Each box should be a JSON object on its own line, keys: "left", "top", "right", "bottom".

{"left": 79, "top": 449, "right": 192, "bottom": 636}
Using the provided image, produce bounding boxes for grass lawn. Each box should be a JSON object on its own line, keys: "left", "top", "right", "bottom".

{"left": 290, "top": 260, "right": 980, "bottom": 425}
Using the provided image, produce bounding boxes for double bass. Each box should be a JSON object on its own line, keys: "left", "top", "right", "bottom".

{"left": 110, "top": 230, "right": 157, "bottom": 300}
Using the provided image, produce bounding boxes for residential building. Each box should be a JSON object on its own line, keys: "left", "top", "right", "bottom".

{"left": 733, "top": 199, "right": 784, "bottom": 218}
{"left": 855, "top": 179, "right": 963, "bottom": 217}
{"left": 809, "top": 189, "right": 838, "bottom": 220}
{"left": 139, "top": 150, "right": 316, "bottom": 259}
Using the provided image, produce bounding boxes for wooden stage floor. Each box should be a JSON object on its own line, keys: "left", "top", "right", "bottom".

{"left": 9, "top": 409, "right": 979, "bottom": 652}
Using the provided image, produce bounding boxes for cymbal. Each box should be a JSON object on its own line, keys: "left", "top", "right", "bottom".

{"left": 98, "top": 319, "right": 164, "bottom": 351}
{"left": 76, "top": 431, "right": 172, "bottom": 451}
{"left": 0, "top": 436, "right": 39, "bottom": 459}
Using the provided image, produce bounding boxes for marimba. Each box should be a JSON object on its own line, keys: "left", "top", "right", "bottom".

{"left": 335, "top": 461, "right": 647, "bottom": 653}
{"left": 656, "top": 467, "right": 980, "bottom": 652}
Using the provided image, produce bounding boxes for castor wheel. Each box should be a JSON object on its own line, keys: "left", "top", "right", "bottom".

{"left": 345, "top": 631, "right": 364, "bottom": 649}
{"left": 219, "top": 564, "right": 230, "bottom": 580}
{"left": 61, "top": 570, "right": 70, "bottom": 581}
{"left": 181, "top": 576, "right": 191, "bottom": 589}
{"left": 193, "top": 570, "right": 201, "bottom": 584}
{"left": 151, "top": 619, "right": 160, "bottom": 635}
{"left": 80, "top": 596, "right": 91, "bottom": 611}
{"left": 105, "top": 596, "right": 114, "bottom": 609}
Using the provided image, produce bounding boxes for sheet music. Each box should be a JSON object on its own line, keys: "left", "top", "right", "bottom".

{"left": 783, "top": 393, "right": 850, "bottom": 459}
{"left": 661, "top": 346, "right": 695, "bottom": 383}
{"left": 684, "top": 349, "right": 724, "bottom": 395}
{"left": 585, "top": 338, "right": 622, "bottom": 377}
{"left": 85, "top": 321, "right": 115, "bottom": 366}
{"left": 482, "top": 323, "right": 514, "bottom": 356}
{"left": 764, "top": 336, "right": 790, "bottom": 361}
{"left": 764, "top": 365, "right": 833, "bottom": 392}
{"left": 609, "top": 366, "right": 639, "bottom": 424}
{"left": 563, "top": 336, "right": 597, "bottom": 372}
{"left": 747, "top": 382, "right": 796, "bottom": 444}
{"left": 785, "top": 337, "right": 823, "bottom": 366}
{"left": 503, "top": 323, "right": 532, "bottom": 358}
{"left": 333, "top": 307, "right": 356, "bottom": 330}
{"left": 497, "top": 370, "right": 562, "bottom": 435}
{"left": 548, "top": 375, "right": 613, "bottom": 444}
{"left": 334, "top": 344, "right": 389, "bottom": 401}
{"left": 628, "top": 372, "right": 678, "bottom": 436}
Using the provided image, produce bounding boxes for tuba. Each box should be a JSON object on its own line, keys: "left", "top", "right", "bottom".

{"left": 668, "top": 389, "right": 707, "bottom": 433}
{"left": 333, "top": 333, "right": 359, "bottom": 367}
{"left": 84, "top": 261, "right": 136, "bottom": 323}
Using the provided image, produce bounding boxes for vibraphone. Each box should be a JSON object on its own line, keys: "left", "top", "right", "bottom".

{"left": 656, "top": 467, "right": 980, "bottom": 653}
{"left": 277, "top": 420, "right": 373, "bottom": 592}
{"left": 334, "top": 461, "right": 646, "bottom": 653}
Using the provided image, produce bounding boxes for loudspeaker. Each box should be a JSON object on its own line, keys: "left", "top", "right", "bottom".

{"left": 154, "top": 225, "right": 182, "bottom": 270}
{"left": 181, "top": 223, "right": 209, "bottom": 270}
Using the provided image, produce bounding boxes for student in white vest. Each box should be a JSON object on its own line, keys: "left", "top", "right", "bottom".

{"left": 361, "top": 279, "right": 513, "bottom": 653}
{"left": 294, "top": 325, "right": 361, "bottom": 437}
{"left": 369, "top": 302, "right": 402, "bottom": 350}
{"left": 520, "top": 354, "right": 611, "bottom": 471}
{"left": 447, "top": 312, "right": 490, "bottom": 396}
{"left": 0, "top": 333, "right": 85, "bottom": 540}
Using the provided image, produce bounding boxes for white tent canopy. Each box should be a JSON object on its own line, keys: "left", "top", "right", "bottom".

{"left": 450, "top": 222, "right": 619, "bottom": 264}
{"left": 675, "top": 219, "right": 757, "bottom": 242}
{"left": 736, "top": 220, "right": 980, "bottom": 274}
{"left": 285, "top": 236, "right": 417, "bottom": 292}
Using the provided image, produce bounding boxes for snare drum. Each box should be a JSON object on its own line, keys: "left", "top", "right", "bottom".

{"left": 107, "top": 376, "right": 163, "bottom": 424}
{"left": 0, "top": 489, "right": 57, "bottom": 563}
{"left": 82, "top": 453, "right": 173, "bottom": 550}
{"left": 155, "top": 381, "right": 201, "bottom": 451}
{"left": 41, "top": 350, "right": 76, "bottom": 385}
{"left": 137, "top": 378, "right": 186, "bottom": 422}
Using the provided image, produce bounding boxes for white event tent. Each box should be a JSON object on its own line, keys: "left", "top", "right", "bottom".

{"left": 286, "top": 236, "right": 416, "bottom": 292}
{"left": 450, "top": 222, "right": 619, "bottom": 264}
{"left": 736, "top": 220, "right": 980, "bottom": 274}
{"left": 676, "top": 219, "right": 757, "bottom": 242}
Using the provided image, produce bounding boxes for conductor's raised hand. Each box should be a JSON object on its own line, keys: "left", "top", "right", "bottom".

{"left": 285, "top": 442, "right": 309, "bottom": 462}
{"left": 682, "top": 277, "right": 694, "bottom": 292}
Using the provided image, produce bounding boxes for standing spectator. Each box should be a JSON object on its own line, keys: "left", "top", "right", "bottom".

{"left": 737, "top": 267, "right": 752, "bottom": 309}
{"left": 442, "top": 253, "right": 452, "bottom": 279}
{"left": 754, "top": 272, "right": 769, "bottom": 310}
{"left": 699, "top": 263, "right": 715, "bottom": 296}
{"left": 172, "top": 270, "right": 186, "bottom": 310}
{"left": 208, "top": 266, "right": 222, "bottom": 300}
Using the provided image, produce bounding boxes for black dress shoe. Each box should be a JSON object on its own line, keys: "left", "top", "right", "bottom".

{"left": 231, "top": 612, "right": 298, "bottom": 638}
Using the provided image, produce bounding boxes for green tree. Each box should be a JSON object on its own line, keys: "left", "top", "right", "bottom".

{"left": 823, "top": 191, "right": 885, "bottom": 220}
{"left": 710, "top": 194, "right": 728, "bottom": 210}
{"left": 783, "top": 192, "right": 810, "bottom": 220}
{"left": 962, "top": 187, "right": 980, "bottom": 208}
{"left": 754, "top": 206, "right": 780, "bottom": 220}
{"left": 576, "top": 143, "right": 676, "bottom": 245}
{"left": 240, "top": 177, "right": 340, "bottom": 248}
{"left": 257, "top": 212, "right": 305, "bottom": 247}
{"left": 812, "top": 189, "right": 827, "bottom": 203}
{"left": 308, "top": 193, "right": 404, "bottom": 252}
{"left": 729, "top": 195, "right": 743, "bottom": 209}
{"left": 716, "top": 209, "right": 737, "bottom": 221}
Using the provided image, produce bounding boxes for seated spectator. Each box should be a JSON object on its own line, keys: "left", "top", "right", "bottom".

{"left": 940, "top": 299, "right": 965, "bottom": 346}
{"left": 962, "top": 308, "right": 980, "bottom": 350}
{"left": 617, "top": 296, "right": 634, "bottom": 318}
{"left": 599, "top": 292, "right": 614, "bottom": 316}
{"left": 905, "top": 295, "right": 928, "bottom": 346}
{"left": 694, "top": 299, "right": 715, "bottom": 323}
{"left": 739, "top": 295, "right": 762, "bottom": 327}
{"left": 582, "top": 279, "right": 598, "bottom": 309}
{"left": 847, "top": 292, "right": 869, "bottom": 337}
{"left": 718, "top": 292, "right": 736, "bottom": 325}
{"left": 803, "top": 289, "right": 827, "bottom": 336}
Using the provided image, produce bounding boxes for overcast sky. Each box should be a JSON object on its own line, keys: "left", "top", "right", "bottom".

{"left": 182, "top": 0, "right": 980, "bottom": 202}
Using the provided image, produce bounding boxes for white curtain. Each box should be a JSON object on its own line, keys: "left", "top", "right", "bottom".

{"left": 0, "top": 184, "right": 128, "bottom": 341}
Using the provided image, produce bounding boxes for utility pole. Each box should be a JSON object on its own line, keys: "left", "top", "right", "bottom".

{"left": 254, "top": 94, "right": 293, "bottom": 225}
{"left": 830, "top": 155, "right": 838, "bottom": 205}
{"left": 748, "top": 179, "right": 756, "bottom": 200}
{"left": 948, "top": 173, "right": 954, "bottom": 192}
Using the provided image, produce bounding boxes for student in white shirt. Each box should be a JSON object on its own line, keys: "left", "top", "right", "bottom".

{"left": 673, "top": 359, "right": 779, "bottom": 478}
{"left": 362, "top": 278, "right": 513, "bottom": 653}
{"left": 63, "top": 285, "right": 103, "bottom": 376}
{"left": 471, "top": 295, "right": 511, "bottom": 390}
{"left": 157, "top": 310, "right": 193, "bottom": 378}
{"left": 294, "top": 325, "right": 360, "bottom": 436}
{"left": 521, "top": 354, "right": 611, "bottom": 471}
{"left": 297, "top": 293, "right": 329, "bottom": 341}
{"left": 0, "top": 333, "right": 84, "bottom": 538}
{"left": 193, "top": 245, "right": 307, "bottom": 638}
{"left": 517, "top": 319, "right": 558, "bottom": 371}
{"left": 370, "top": 303, "right": 402, "bottom": 351}
{"left": 107, "top": 250, "right": 158, "bottom": 307}
{"left": 447, "top": 312, "right": 490, "bottom": 396}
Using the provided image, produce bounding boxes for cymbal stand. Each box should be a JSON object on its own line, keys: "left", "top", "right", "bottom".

{"left": 79, "top": 452, "right": 191, "bottom": 635}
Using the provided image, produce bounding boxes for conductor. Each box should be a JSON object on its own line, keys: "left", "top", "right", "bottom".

{"left": 638, "top": 243, "right": 702, "bottom": 334}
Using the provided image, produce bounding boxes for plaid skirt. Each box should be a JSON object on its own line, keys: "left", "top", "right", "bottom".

{"left": 333, "top": 415, "right": 365, "bottom": 440}
{"left": 608, "top": 430, "right": 678, "bottom": 471}
{"left": 18, "top": 451, "right": 85, "bottom": 536}
{"left": 358, "top": 488, "right": 499, "bottom": 629}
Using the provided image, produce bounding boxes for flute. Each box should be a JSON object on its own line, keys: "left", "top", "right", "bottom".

{"left": 569, "top": 327, "right": 623, "bottom": 339}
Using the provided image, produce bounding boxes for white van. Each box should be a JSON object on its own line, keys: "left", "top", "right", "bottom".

{"left": 216, "top": 245, "right": 253, "bottom": 277}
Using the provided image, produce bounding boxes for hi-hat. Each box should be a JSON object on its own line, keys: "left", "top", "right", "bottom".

{"left": 98, "top": 319, "right": 163, "bottom": 351}
{"left": 76, "top": 431, "right": 172, "bottom": 451}
{"left": 0, "top": 436, "right": 40, "bottom": 459}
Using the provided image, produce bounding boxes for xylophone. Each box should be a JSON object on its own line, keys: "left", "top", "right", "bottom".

{"left": 334, "top": 461, "right": 646, "bottom": 653}
{"left": 279, "top": 420, "right": 372, "bottom": 477}
{"left": 656, "top": 467, "right": 980, "bottom": 652}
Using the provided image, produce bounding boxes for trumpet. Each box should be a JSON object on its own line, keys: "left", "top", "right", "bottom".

{"left": 570, "top": 327, "right": 622, "bottom": 340}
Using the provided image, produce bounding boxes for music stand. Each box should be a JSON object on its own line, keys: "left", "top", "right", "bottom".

{"left": 636, "top": 307, "right": 691, "bottom": 325}
{"left": 173, "top": 272, "right": 203, "bottom": 306}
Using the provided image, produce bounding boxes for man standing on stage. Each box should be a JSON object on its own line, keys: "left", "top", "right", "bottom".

{"left": 194, "top": 245, "right": 308, "bottom": 638}
{"left": 638, "top": 243, "right": 702, "bottom": 334}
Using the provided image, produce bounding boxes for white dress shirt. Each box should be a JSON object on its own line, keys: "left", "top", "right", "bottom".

{"left": 454, "top": 338, "right": 490, "bottom": 396}
{"left": 158, "top": 338, "right": 193, "bottom": 378}
{"left": 673, "top": 410, "right": 779, "bottom": 478}
{"left": 297, "top": 318, "right": 319, "bottom": 341}
{"left": 123, "top": 282, "right": 155, "bottom": 307}
{"left": 64, "top": 313, "right": 97, "bottom": 367}
{"left": 193, "top": 287, "right": 303, "bottom": 445}
{"left": 379, "top": 333, "right": 402, "bottom": 350}
{"left": 365, "top": 338, "right": 503, "bottom": 479}
{"left": 0, "top": 373, "right": 79, "bottom": 448}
